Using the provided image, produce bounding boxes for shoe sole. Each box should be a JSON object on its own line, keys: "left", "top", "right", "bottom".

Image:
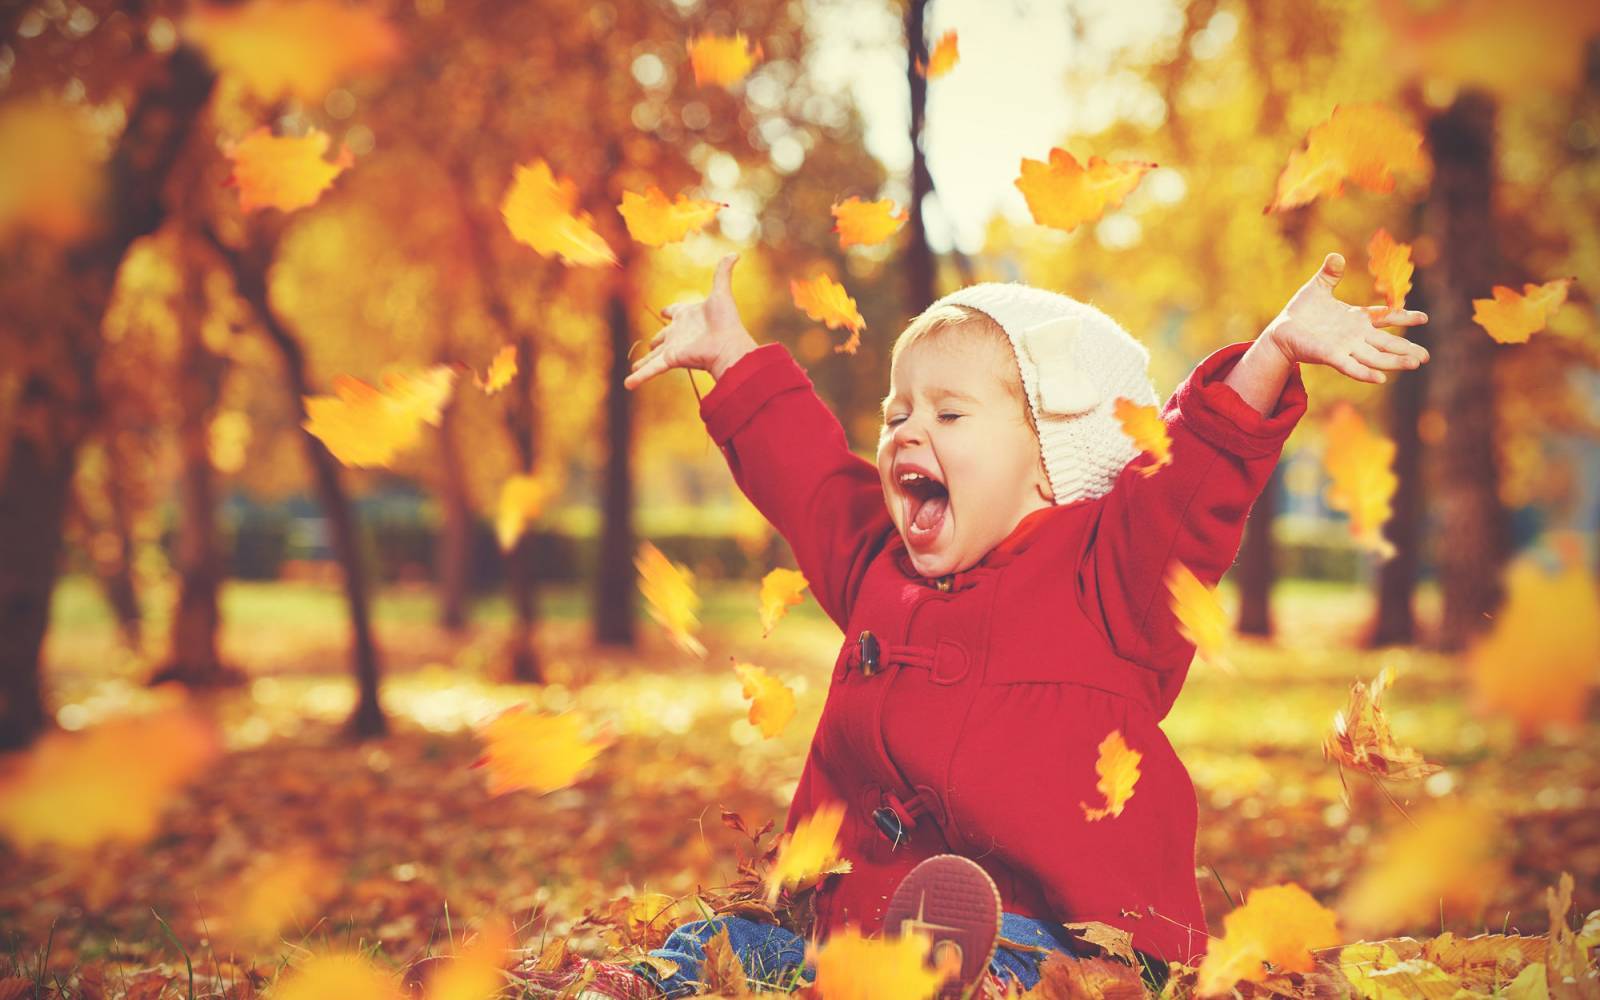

{"left": 882, "top": 854, "right": 1002, "bottom": 1000}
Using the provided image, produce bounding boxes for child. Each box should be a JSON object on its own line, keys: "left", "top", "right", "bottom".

{"left": 532, "top": 252, "right": 1427, "bottom": 998}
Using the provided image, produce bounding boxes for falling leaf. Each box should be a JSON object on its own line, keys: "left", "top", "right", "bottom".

{"left": 475, "top": 344, "right": 517, "bottom": 396}
{"left": 302, "top": 365, "right": 458, "bottom": 469}
{"left": 1321, "top": 402, "right": 1398, "bottom": 560}
{"left": 1323, "top": 666, "right": 1441, "bottom": 793}
{"left": 1080, "top": 729, "right": 1142, "bottom": 821}
{"left": 473, "top": 707, "right": 608, "bottom": 796}
{"left": 1268, "top": 103, "right": 1428, "bottom": 213}
{"left": 1367, "top": 228, "right": 1414, "bottom": 312}
{"left": 1014, "top": 148, "right": 1156, "bottom": 233}
{"left": 225, "top": 126, "right": 354, "bottom": 213}
{"left": 687, "top": 32, "right": 762, "bottom": 88}
{"left": 1164, "top": 560, "right": 1235, "bottom": 674}
{"left": 1195, "top": 883, "right": 1341, "bottom": 996}
{"left": 217, "top": 848, "right": 336, "bottom": 950}
{"left": 424, "top": 918, "right": 513, "bottom": 1000}
{"left": 182, "top": 0, "right": 403, "bottom": 103}
{"left": 809, "top": 925, "right": 946, "bottom": 1000}
{"left": 1472, "top": 278, "right": 1577, "bottom": 344}
{"left": 732, "top": 662, "right": 796, "bottom": 740}
{"left": 1465, "top": 543, "right": 1600, "bottom": 738}
{"left": 790, "top": 274, "right": 865, "bottom": 355}
{"left": 273, "top": 953, "right": 401, "bottom": 1000}
{"left": 1340, "top": 800, "right": 1506, "bottom": 936}
{"left": 765, "top": 802, "right": 846, "bottom": 905}
{"left": 635, "top": 541, "right": 706, "bottom": 658}
{"left": 758, "top": 567, "right": 810, "bottom": 637}
{"left": 915, "top": 30, "right": 960, "bottom": 79}
{"left": 831, "top": 197, "right": 909, "bottom": 249}
{"left": 501, "top": 159, "right": 617, "bottom": 267}
{"left": 0, "top": 702, "right": 219, "bottom": 852}
{"left": 0, "top": 97, "right": 104, "bottom": 243}
{"left": 618, "top": 187, "right": 723, "bottom": 247}
{"left": 1113, "top": 397, "right": 1171, "bottom": 477}
{"left": 495, "top": 474, "right": 548, "bottom": 552}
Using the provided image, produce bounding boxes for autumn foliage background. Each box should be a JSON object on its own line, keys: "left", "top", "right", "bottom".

{"left": 2, "top": 0, "right": 1600, "bottom": 997}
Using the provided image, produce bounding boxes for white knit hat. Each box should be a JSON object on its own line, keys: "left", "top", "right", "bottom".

{"left": 929, "top": 282, "right": 1157, "bottom": 507}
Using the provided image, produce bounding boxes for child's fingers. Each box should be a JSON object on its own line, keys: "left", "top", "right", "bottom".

{"left": 1350, "top": 342, "right": 1408, "bottom": 373}
{"left": 1366, "top": 329, "right": 1430, "bottom": 366}
{"left": 1365, "top": 303, "right": 1428, "bottom": 328}
{"left": 711, "top": 252, "right": 740, "bottom": 300}
{"left": 623, "top": 350, "right": 670, "bottom": 389}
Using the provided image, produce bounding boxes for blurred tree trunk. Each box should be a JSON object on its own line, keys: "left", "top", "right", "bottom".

{"left": 0, "top": 47, "right": 213, "bottom": 750}
{"left": 203, "top": 226, "right": 388, "bottom": 738}
{"left": 95, "top": 441, "right": 144, "bottom": 650}
{"left": 904, "top": 0, "right": 936, "bottom": 312}
{"left": 1234, "top": 467, "right": 1281, "bottom": 636}
{"left": 504, "top": 332, "right": 545, "bottom": 680}
{"left": 595, "top": 244, "right": 639, "bottom": 648}
{"left": 1417, "top": 90, "right": 1512, "bottom": 652}
{"left": 435, "top": 389, "right": 472, "bottom": 634}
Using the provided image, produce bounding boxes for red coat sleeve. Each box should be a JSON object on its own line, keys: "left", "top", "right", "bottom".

{"left": 1077, "top": 340, "right": 1307, "bottom": 717}
{"left": 699, "top": 343, "right": 897, "bottom": 632}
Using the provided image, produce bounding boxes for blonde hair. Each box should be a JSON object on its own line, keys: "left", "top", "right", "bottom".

{"left": 890, "top": 303, "right": 1038, "bottom": 437}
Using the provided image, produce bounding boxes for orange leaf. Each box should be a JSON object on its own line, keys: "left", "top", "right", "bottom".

{"left": 758, "top": 567, "right": 810, "bottom": 637}
{"left": 915, "top": 30, "right": 959, "bottom": 79}
{"left": 475, "top": 344, "right": 517, "bottom": 396}
{"left": 831, "top": 197, "right": 909, "bottom": 249}
{"left": 1339, "top": 800, "right": 1506, "bottom": 936}
{"left": 1112, "top": 397, "right": 1171, "bottom": 477}
{"left": 273, "top": 953, "right": 401, "bottom": 1000}
{"left": 225, "top": 126, "right": 354, "bottom": 213}
{"left": 1268, "top": 103, "right": 1427, "bottom": 212}
{"left": 424, "top": 918, "right": 514, "bottom": 1000}
{"left": 495, "top": 474, "right": 548, "bottom": 552}
{"left": 1472, "top": 277, "right": 1576, "bottom": 344}
{"left": 618, "top": 187, "right": 723, "bottom": 247}
{"left": 1080, "top": 729, "right": 1141, "bottom": 821}
{"left": 765, "top": 802, "right": 846, "bottom": 905}
{"left": 1366, "top": 228, "right": 1414, "bottom": 312}
{"left": 473, "top": 707, "right": 607, "bottom": 796}
{"left": 687, "top": 32, "right": 762, "bottom": 88}
{"left": 810, "top": 925, "right": 945, "bottom": 1000}
{"left": 1322, "top": 666, "right": 1441, "bottom": 786}
{"left": 790, "top": 274, "right": 865, "bottom": 353}
{"left": 1321, "top": 402, "right": 1397, "bottom": 560}
{"left": 302, "top": 365, "right": 457, "bottom": 469}
{"left": 1196, "top": 884, "right": 1341, "bottom": 996}
{"left": 1164, "top": 561, "right": 1235, "bottom": 674}
{"left": 1014, "top": 148, "right": 1155, "bottom": 233}
{"left": 635, "top": 541, "right": 706, "bottom": 657}
{"left": 733, "top": 662, "right": 797, "bottom": 739}
{"left": 500, "top": 159, "right": 617, "bottom": 267}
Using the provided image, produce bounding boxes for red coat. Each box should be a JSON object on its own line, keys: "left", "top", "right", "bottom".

{"left": 698, "top": 339, "right": 1306, "bottom": 966}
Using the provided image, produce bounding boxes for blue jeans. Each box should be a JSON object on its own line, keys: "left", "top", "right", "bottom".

{"left": 634, "top": 912, "right": 1078, "bottom": 996}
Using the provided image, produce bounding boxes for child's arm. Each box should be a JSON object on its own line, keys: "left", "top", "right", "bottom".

{"left": 625, "top": 255, "right": 894, "bottom": 631}
{"left": 1079, "top": 253, "right": 1429, "bottom": 714}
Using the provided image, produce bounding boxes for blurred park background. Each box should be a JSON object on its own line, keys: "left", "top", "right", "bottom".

{"left": 2, "top": 0, "right": 1599, "bottom": 996}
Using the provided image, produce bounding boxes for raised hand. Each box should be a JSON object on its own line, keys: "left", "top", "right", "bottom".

{"left": 624, "top": 253, "right": 759, "bottom": 389}
{"left": 1265, "top": 252, "right": 1431, "bottom": 384}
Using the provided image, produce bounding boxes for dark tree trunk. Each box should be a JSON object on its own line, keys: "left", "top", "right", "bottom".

{"left": 504, "top": 333, "right": 544, "bottom": 680}
{"left": 435, "top": 391, "right": 472, "bottom": 634}
{"left": 1234, "top": 466, "right": 1281, "bottom": 637}
{"left": 202, "top": 226, "right": 387, "bottom": 738}
{"left": 905, "top": 0, "right": 936, "bottom": 313}
{"left": 94, "top": 441, "right": 145, "bottom": 650}
{"left": 594, "top": 255, "right": 638, "bottom": 647}
{"left": 1418, "top": 91, "right": 1512, "bottom": 652}
{"left": 0, "top": 47, "right": 213, "bottom": 749}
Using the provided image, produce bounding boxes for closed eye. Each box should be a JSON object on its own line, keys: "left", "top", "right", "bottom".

{"left": 883, "top": 412, "right": 963, "bottom": 428}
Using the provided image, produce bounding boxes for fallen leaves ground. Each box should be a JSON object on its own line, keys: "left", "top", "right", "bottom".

{"left": 3, "top": 576, "right": 1596, "bottom": 997}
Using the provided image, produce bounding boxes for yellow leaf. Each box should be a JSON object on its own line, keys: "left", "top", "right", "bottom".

{"left": 1340, "top": 942, "right": 1464, "bottom": 1000}
{"left": 619, "top": 187, "right": 722, "bottom": 247}
{"left": 424, "top": 918, "right": 513, "bottom": 1000}
{"left": 0, "top": 702, "right": 219, "bottom": 852}
{"left": 1367, "top": 228, "right": 1414, "bottom": 312}
{"left": 476, "top": 344, "right": 517, "bottom": 396}
{"left": 758, "top": 567, "right": 810, "bottom": 637}
{"left": 273, "top": 953, "right": 401, "bottom": 1000}
{"left": 1113, "top": 397, "right": 1171, "bottom": 477}
{"left": 501, "top": 159, "right": 617, "bottom": 267}
{"left": 1339, "top": 800, "right": 1506, "bottom": 936}
{"left": 302, "top": 365, "right": 457, "bottom": 469}
{"left": 1322, "top": 666, "right": 1441, "bottom": 785}
{"left": 765, "top": 802, "right": 846, "bottom": 905}
{"left": 1268, "top": 103, "right": 1428, "bottom": 212}
{"left": 790, "top": 274, "right": 865, "bottom": 354}
{"left": 831, "top": 197, "right": 908, "bottom": 249}
{"left": 687, "top": 32, "right": 762, "bottom": 88}
{"left": 1321, "top": 402, "right": 1398, "bottom": 560}
{"left": 496, "top": 475, "right": 548, "bottom": 552}
{"left": 1196, "top": 884, "right": 1341, "bottom": 996}
{"left": 1164, "top": 561, "right": 1235, "bottom": 674}
{"left": 0, "top": 97, "right": 104, "bottom": 243}
{"left": 1472, "top": 278, "right": 1576, "bottom": 344}
{"left": 810, "top": 925, "right": 946, "bottom": 1000}
{"left": 217, "top": 848, "right": 335, "bottom": 950}
{"left": 915, "top": 30, "right": 960, "bottom": 79}
{"left": 1014, "top": 147, "right": 1156, "bottom": 233}
{"left": 1080, "top": 729, "right": 1142, "bottom": 821}
{"left": 473, "top": 707, "right": 608, "bottom": 796}
{"left": 635, "top": 540, "right": 706, "bottom": 658}
{"left": 182, "top": 0, "right": 403, "bottom": 103}
{"left": 733, "top": 662, "right": 797, "bottom": 740}
{"left": 225, "top": 126, "right": 354, "bottom": 213}
{"left": 1545, "top": 874, "right": 1594, "bottom": 1000}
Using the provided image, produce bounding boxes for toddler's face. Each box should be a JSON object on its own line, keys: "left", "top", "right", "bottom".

{"left": 876, "top": 329, "right": 1054, "bottom": 578}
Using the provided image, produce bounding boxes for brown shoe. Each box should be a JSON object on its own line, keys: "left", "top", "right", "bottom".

{"left": 883, "top": 855, "right": 1003, "bottom": 1000}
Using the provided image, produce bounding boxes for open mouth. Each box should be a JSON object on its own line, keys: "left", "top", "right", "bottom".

{"left": 897, "top": 471, "right": 950, "bottom": 548}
